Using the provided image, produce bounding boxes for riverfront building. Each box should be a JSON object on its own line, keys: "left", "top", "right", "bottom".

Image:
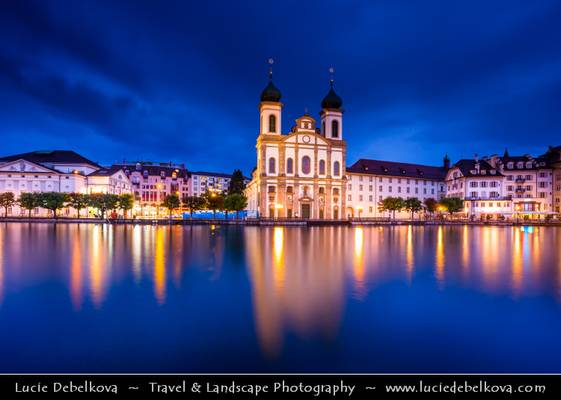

{"left": 189, "top": 171, "right": 249, "bottom": 197}
{"left": 445, "top": 149, "right": 561, "bottom": 219}
{"left": 0, "top": 150, "right": 132, "bottom": 216}
{"left": 245, "top": 71, "right": 448, "bottom": 219}
{"left": 113, "top": 161, "right": 189, "bottom": 217}
{"left": 245, "top": 70, "right": 348, "bottom": 219}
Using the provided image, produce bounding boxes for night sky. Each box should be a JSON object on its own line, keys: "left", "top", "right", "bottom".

{"left": 1, "top": 1, "right": 560, "bottom": 175}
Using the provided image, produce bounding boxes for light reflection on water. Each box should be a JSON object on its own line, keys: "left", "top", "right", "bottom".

{"left": 1, "top": 223, "right": 561, "bottom": 372}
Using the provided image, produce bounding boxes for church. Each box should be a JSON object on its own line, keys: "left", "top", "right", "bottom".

{"left": 245, "top": 69, "right": 348, "bottom": 219}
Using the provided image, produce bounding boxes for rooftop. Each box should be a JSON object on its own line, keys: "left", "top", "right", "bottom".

{"left": 0, "top": 150, "right": 100, "bottom": 168}
{"left": 347, "top": 159, "right": 447, "bottom": 180}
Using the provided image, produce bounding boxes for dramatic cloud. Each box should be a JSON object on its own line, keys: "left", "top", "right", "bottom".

{"left": 1, "top": 0, "right": 560, "bottom": 173}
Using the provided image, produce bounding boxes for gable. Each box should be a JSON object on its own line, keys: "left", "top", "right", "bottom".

{"left": 284, "top": 133, "right": 329, "bottom": 146}
{"left": 0, "top": 159, "right": 58, "bottom": 174}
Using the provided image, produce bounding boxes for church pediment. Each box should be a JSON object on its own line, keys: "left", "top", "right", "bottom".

{"left": 0, "top": 159, "right": 57, "bottom": 174}
{"left": 283, "top": 132, "right": 330, "bottom": 146}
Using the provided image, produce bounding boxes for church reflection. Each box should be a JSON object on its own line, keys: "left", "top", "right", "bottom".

{"left": 245, "top": 227, "right": 346, "bottom": 357}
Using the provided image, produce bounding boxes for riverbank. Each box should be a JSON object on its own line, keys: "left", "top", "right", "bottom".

{"left": 2, "top": 216, "right": 561, "bottom": 227}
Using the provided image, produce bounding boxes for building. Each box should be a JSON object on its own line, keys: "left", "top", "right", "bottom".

{"left": 245, "top": 70, "right": 449, "bottom": 219}
{"left": 114, "top": 161, "right": 189, "bottom": 217}
{"left": 540, "top": 146, "right": 561, "bottom": 213}
{"left": 346, "top": 158, "right": 448, "bottom": 218}
{"left": 445, "top": 149, "right": 559, "bottom": 219}
{"left": 189, "top": 171, "right": 247, "bottom": 197}
{"left": 246, "top": 70, "right": 347, "bottom": 219}
{"left": 0, "top": 150, "right": 132, "bottom": 216}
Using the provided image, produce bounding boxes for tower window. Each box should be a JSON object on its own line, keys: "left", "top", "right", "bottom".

{"left": 333, "top": 161, "right": 340, "bottom": 176}
{"left": 332, "top": 120, "right": 339, "bottom": 138}
{"left": 286, "top": 157, "right": 294, "bottom": 174}
{"left": 269, "top": 114, "right": 276, "bottom": 133}
{"left": 302, "top": 156, "right": 311, "bottom": 174}
{"left": 322, "top": 121, "right": 326, "bottom": 135}
{"left": 268, "top": 157, "right": 276, "bottom": 174}
{"left": 319, "top": 159, "right": 326, "bottom": 175}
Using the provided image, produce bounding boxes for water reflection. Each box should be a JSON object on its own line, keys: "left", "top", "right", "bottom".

{"left": 0, "top": 223, "right": 561, "bottom": 367}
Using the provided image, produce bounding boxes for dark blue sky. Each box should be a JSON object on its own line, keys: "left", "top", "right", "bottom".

{"left": 1, "top": 1, "right": 560, "bottom": 175}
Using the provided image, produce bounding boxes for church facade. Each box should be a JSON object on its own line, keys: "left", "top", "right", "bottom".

{"left": 246, "top": 71, "right": 347, "bottom": 219}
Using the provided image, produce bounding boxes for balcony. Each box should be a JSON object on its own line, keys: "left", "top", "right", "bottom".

{"left": 515, "top": 177, "right": 525, "bottom": 183}
{"left": 465, "top": 196, "right": 512, "bottom": 201}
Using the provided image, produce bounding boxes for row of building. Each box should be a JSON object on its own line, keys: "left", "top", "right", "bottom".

{"left": 245, "top": 70, "right": 561, "bottom": 220}
{"left": 0, "top": 151, "right": 243, "bottom": 217}
{"left": 1, "top": 71, "right": 560, "bottom": 220}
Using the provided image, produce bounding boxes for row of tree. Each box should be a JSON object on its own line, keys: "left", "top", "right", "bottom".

{"left": 377, "top": 196, "right": 464, "bottom": 220}
{"left": 0, "top": 192, "right": 135, "bottom": 219}
{"left": 162, "top": 191, "right": 248, "bottom": 219}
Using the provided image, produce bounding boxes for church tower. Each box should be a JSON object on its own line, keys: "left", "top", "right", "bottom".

{"left": 259, "top": 60, "right": 282, "bottom": 135}
{"left": 320, "top": 69, "right": 343, "bottom": 140}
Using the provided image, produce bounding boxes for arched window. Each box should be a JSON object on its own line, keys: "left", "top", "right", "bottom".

{"left": 286, "top": 157, "right": 294, "bottom": 174}
{"left": 332, "top": 120, "right": 339, "bottom": 138}
{"left": 269, "top": 114, "right": 276, "bottom": 133}
{"left": 319, "top": 159, "right": 326, "bottom": 175}
{"left": 333, "top": 161, "right": 340, "bottom": 176}
{"left": 322, "top": 121, "right": 326, "bottom": 135}
{"left": 302, "top": 156, "right": 311, "bottom": 174}
{"left": 268, "top": 157, "right": 276, "bottom": 174}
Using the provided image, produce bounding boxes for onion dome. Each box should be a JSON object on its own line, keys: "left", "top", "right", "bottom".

{"left": 321, "top": 80, "right": 343, "bottom": 109}
{"left": 260, "top": 70, "right": 282, "bottom": 102}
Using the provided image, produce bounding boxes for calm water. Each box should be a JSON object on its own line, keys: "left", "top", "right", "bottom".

{"left": 1, "top": 223, "right": 561, "bottom": 372}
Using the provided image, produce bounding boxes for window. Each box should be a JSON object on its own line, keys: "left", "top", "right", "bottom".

{"left": 268, "top": 157, "right": 276, "bottom": 174}
{"left": 333, "top": 161, "right": 340, "bottom": 176}
{"left": 319, "top": 159, "right": 326, "bottom": 175}
{"left": 269, "top": 114, "right": 276, "bottom": 133}
{"left": 332, "top": 120, "right": 339, "bottom": 138}
{"left": 302, "top": 156, "right": 311, "bottom": 174}
{"left": 286, "top": 157, "right": 294, "bottom": 174}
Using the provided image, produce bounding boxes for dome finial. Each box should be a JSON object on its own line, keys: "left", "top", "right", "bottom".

{"left": 268, "top": 58, "right": 274, "bottom": 80}
{"left": 260, "top": 58, "right": 281, "bottom": 102}
{"left": 329, "top": 66, "right": 335, "bottom": 87}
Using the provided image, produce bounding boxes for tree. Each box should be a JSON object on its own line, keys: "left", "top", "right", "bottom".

{"left": 228, "top": 169, "right": 246, "bottom": 195}
{"left": 182, "top": 195, "right": 206, "bottom": 218}
{"left": 19, "top": 192, "right": 41, "bottom": 218}
{"left": 38, "top": 192, "right": 68, "bottom": 219}
{"left": 224, "top": 193, "right": 248, "bottom": 219}
{"left": 0, "top": 192, "right": 16, "bottom": 217}
{"left": 423, "top": 198, "right": 438, "bottom": 219}
{"left": 67, "top": 193, "right": 90, "bottom": 218}
{"left": 162, "top": 193, "right": 181, "bottom": 218}
{"left": 88, "top": 193, "right": 119, "bottom": 219}
{"left": 203, "top": 190, "right": 224, "bottom": 218}
{"left": 404, "top": 197, "right": 423, "bottom": 220}
{"left": 439, "top": 197, "right": 464, "bottom": 216}
{"left": 379, "top": 196, "right": 405, "bottom": 220}
{"left": 117, "top": 193, "right": 134, "bottom": 218}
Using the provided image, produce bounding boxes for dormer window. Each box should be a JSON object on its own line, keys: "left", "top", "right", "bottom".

{"left": 481, "top": 170, "right": 486, "bottom": 175}
{"left": 490, "top": 170, "right": 496, "bottom": 175}
{"left": 507, "top": 162, "right": 513, "bottom": 169}
{"left": 517, "top": 162, "right": 523, "bottom": 169}
{"left": 526, "top": 162, "right": 532, "bottom": 168}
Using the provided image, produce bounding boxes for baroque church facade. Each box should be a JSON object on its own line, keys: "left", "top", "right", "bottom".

{"left": 246, "top": 70, "right": 347, "bottom": 219}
